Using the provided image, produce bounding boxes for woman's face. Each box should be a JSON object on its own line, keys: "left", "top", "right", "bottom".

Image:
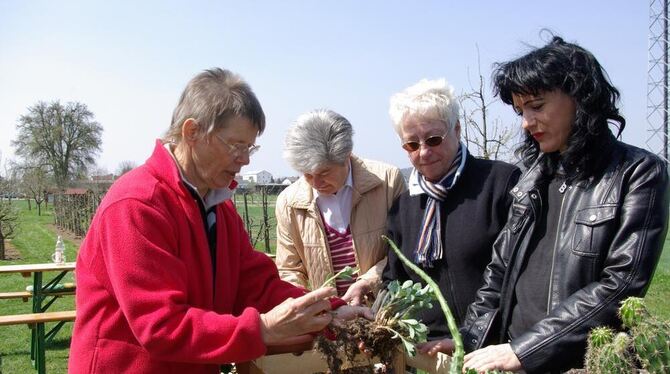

{"left": 188, "top": 116, "right": 258, "bottom": 192}
{"left": 303, "top": 159, "right": 350, "bottom": 195}
{"left": 400, "top": 115, "right": 460, "bottom": 182}
{"left": 512, "top": 90, "right": 576, "bottom": 153}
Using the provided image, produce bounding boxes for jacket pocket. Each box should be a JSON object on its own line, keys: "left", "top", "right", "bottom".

{"left": 92, "top": 338, "right": 157, "bottom": 373}
{"left": 571, "top": 205, "right": 617, "bottom": 257}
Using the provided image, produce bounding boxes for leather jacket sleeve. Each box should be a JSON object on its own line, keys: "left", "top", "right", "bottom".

{"left": 510, "top": 154, "right": 669, "bottom": 372}
{"left": 460, "top": 222, "right": 513, "bottom": 351}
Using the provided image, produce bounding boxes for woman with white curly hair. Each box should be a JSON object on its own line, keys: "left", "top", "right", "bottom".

{"left": 383, "top": 78, "right": 520, "bottom": 341}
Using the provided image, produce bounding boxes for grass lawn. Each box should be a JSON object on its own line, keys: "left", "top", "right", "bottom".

{"left": 0, "top": 199, "right": 668, "bottom": 372}
{"left": 644, "top": 236, "right": 670, "bottom": 320}
{"left": 0, "top": 200, "right": 76, "bottom": 374}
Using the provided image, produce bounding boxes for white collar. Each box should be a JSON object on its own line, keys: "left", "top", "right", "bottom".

{"left": 408, "top": 141, "right": 468, "bottom": 196}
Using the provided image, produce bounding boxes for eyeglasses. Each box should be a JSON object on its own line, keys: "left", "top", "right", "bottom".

{"left": 401, "top": 133, "right": 449, "bottom": 152}
{"left": 214, "top": 133, "right": 260, "bottom": 157}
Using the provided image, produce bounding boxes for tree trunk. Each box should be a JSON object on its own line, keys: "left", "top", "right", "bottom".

{"left": 27, "top": 198, "right": 32, "bottom": 211}
{"left": 0, "top": 232, "right": 5, "bottom": 261}
{"left": 37, "top": 201, "right": 41, "bottom": 216}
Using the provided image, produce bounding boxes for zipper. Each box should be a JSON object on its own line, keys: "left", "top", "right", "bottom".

{"left": 547, "top": 185, "right": 568, "bottom": 313}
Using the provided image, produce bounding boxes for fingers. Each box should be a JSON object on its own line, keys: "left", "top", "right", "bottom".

{"left": 295, "top": 287, "right": 337, "bottom": 309}
{"left": 349, "top": 295, "right": 364, "bottom": 306}
{"left": 463, "top": 344, "right": 521, "bottom": 373}
{"left": 359, "top": 306, "right": 374, "bottom": 320}
{"left": 416, "top": 339, "right": 454, "bottom": 356}
{"left": 332, "top": 305, "right": 374, "bottom": 322}
{"left": 416, "top": 340, "right": 438, "bottom": 355}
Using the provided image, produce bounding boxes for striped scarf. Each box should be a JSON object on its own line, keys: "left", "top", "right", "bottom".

{"left": 415, "top": 144, "right": 466, "bottom": 267}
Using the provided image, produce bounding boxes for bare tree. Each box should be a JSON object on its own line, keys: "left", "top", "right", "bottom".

{"left": 12, "top": 101, "right": 103, "bottom": 188}
{"left": 0, "top": 201, "right": 19, "bottom": 260}
{"left": 460, "top": 47, "right": 515, "bottom": 161}
{"left": 15, "top": 163, "right": 50, "bottom": 216}
{"left": 1, "top": 161, "right": 22, "bottom": 203}
{"left": 115, "top": 160, "right": 137, "bottom": 177}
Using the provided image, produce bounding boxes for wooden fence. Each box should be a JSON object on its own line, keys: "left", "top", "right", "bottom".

{"left": 53, "top": 191, "right": 103, "bottom": 238}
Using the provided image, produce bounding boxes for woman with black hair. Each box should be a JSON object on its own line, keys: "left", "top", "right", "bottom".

{"left": 418, "top": 36, "right": 669, "bottom": 373}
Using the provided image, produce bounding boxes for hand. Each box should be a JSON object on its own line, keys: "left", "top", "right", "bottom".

{"left": 332, "top": 305, "right": 374, "bottom": 324}
{"left": 341, "top": 278, "right": 374, "bottom": 306}
{"left": 416, "top": 338, "right": 455, "bottom": 356}
{"left": 463, "top": 343, "right": 522, "bottom": 373}
{"left": 260, "top": 287, "right": 336, "bottom": 345}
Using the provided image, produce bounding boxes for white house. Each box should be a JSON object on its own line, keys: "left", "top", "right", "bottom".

{"left": 241, "top": 170, "right": 273, "bottom": 184}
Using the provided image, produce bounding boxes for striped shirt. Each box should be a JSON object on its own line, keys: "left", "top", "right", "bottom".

{"left": 324, "top": 222, "right": 358, "bottom": 296}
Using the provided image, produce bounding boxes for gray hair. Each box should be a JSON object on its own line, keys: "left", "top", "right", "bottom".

{"left": 388, "top": 78, "right": 460, "bottom": 136}
{"left": 283, "top": 109, "right": 354, "bottom": 173}
{"left": 164, "top": 68, "right": 265, "bottom": 142}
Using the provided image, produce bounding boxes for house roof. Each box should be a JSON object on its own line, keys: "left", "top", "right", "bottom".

{"left": 241, "top": 170, "right": 272, "bottom": 176}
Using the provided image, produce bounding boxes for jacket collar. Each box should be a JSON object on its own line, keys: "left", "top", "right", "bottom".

{"left": 510, "top": 154, "right": 546, "bottom": 203}
{"left": 510, "top": 134, "right": 623, "bottom": 202}
{"left": 146, "top": 139, "right": 190, "bottom": 199}
{"left": 288, "top": 154, "right": 383, "bottom": 209}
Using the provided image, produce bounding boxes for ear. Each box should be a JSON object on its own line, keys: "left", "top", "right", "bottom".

{"left": 181, "top": 118, "right": 200, "bottom": 145}
{"left": 453, "top": 120, "right": 462, "bottom": 139}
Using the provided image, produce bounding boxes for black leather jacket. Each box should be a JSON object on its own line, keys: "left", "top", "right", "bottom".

{"left": 461, "top": 140, "right": 669, "bottom": 373}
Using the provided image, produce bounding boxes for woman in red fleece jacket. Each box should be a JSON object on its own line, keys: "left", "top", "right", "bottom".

{"left": 68, "top": 68, "right": 367, "bottom": 374}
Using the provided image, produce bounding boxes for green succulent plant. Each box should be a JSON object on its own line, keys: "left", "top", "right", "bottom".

{"left": 619, "top": 297, "right": 670, "bottom": 374}
{"left": 371, "top": 278, "right": 434, "bottom": 356}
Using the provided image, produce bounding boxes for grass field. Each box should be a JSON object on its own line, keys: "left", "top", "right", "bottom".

{"left": 0, "top": 199, "right": 668, "bottom": 372}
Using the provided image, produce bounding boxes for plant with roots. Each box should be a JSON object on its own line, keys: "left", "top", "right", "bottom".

{"left": 370, "top": 278, "right": 434, "bottom": 356}
{"left": 383, "top": 236, "right": 465, "bottom": 373}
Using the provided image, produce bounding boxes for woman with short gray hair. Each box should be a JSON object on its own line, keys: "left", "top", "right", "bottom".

{"left": 69, "top": 70, "right": 369, "bottom": 373}
{"left": 275, "top": 109, "right": 406, "bottom": 304}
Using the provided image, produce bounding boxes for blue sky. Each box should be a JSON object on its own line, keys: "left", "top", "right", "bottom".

{"left": 0, "top": 1, "right": 652, "bottom": 177}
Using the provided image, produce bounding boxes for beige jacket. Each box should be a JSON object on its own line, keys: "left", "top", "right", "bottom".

{"left": 275, "top": 155, "right": 406, "bottom": 291}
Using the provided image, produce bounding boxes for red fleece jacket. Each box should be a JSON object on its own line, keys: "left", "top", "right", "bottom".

{"left": 69, "top": 141, "right": 306, "bottom": 373}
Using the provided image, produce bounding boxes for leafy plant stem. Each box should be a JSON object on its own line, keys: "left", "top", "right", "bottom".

{"left": 383, "top": 235, "right": 464, "bottom": 374}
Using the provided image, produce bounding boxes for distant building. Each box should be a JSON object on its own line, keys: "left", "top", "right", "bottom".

{"left": 90, "top": 174, "right": 115, "bottom": 184}
{"left": 280, "top": 176, "right": 300, "bottom": 185}
{"left": 241, "top": 170, "right": 273, "bottom": 184}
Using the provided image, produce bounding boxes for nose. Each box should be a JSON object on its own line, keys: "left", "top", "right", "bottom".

{"left": 312, "top": 175, "right": 324, "bottom": 188}
{"left": 521, "top": 112, "right": 535, "bottom": 132}
{"left": 236, "top": 151, "right": 250, "bottom": 166}
{"left": 418, "top": 142, "right": 433, "bottom": 158}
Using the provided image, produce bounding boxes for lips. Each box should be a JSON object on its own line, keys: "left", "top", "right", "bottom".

{"left": 532, "top": 132, "right": 544, "bottom": 141}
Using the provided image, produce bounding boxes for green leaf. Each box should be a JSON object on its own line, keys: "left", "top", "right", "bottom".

{"left": 403, "top": 339, "right": 416, "bottom": 356}
{"left": 319, "top": 266, "right": 359, "bottom": 288}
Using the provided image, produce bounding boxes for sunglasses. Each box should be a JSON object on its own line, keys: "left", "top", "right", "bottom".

{"left": 401, "top": 133, "right": 449, "bottom": 152}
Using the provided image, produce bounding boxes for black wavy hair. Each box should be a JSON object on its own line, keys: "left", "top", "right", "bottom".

{"left": 493, "top": 36, "right": 625, "bottom": 181}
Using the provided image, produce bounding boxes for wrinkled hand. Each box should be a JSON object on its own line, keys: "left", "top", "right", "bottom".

{"left": 416, "top": 338, "right": 455, "bottom": 356}
{"left": 260, "top": 287, "right": 336, "bottom": 345}
{"left": 463, "top": 343, "right": 522, "bottom": 373}
{"left": 341, "top": 279, "right": 373, "bottom": 306}
{"left": 332, "top": 305, "right": 374, "bottom": 324}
